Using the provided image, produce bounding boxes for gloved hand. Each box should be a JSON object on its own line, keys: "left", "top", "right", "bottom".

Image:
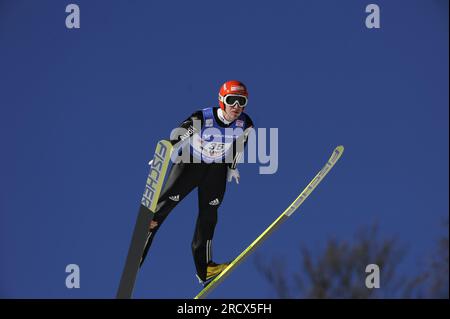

{"left": 227, "top": 167, "right": 240, "bottom": 184}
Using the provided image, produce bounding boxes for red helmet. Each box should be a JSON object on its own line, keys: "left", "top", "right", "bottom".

{"left": 218, "top": 80, "right": 248, "bottom": 110}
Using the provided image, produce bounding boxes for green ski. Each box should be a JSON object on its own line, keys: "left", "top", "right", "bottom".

{"left": 195, "top": 145, "right": 344, "bottom": 299}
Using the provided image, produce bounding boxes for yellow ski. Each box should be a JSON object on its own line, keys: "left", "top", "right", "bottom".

{"left": 141, "top": 140, "right": 174, "bottom": 212}
{"left": 195, "top": 145, "right": 344, "bottom": 299}
{"left": 117, "top": 140, "right": 173, "bottom": 299}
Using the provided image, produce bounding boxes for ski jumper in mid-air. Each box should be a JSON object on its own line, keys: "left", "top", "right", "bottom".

{"left": 139, "top": 80, "right": 254, "bottom": 285}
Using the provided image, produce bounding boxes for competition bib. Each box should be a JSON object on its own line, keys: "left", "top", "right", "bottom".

{"left": 190, "top": 107, "right": 248, "bottom": 163}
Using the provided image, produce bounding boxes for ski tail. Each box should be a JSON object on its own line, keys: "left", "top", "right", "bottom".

{"left": 194, "top": 145, "right": 344, "bottom": 299}
{"left": 116, "top": 205, "right": 153, "bottom": 299}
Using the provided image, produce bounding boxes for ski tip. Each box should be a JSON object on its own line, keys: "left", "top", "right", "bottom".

{"left": 335, "top": 145, "right": 344, "bottom": 154}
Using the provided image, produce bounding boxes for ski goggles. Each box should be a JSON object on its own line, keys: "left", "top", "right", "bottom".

{"left": 221, "top": 94, "right": 248, "bottom": 108}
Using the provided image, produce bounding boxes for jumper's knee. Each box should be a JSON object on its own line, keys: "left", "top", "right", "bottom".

{"left": 149, "top": 220, "right": 158, "bottom": 230}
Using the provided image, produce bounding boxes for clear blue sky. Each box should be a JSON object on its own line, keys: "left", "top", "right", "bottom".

{"left": 0, "top": 0, "right": 448, "bottom": 298}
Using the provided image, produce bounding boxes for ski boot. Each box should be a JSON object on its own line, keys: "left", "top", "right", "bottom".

{"left": 196, "top": 261, "right": 230, "bottom": 287}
